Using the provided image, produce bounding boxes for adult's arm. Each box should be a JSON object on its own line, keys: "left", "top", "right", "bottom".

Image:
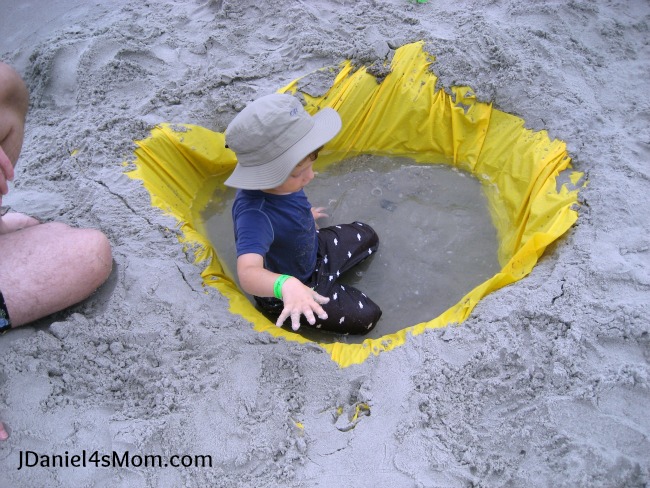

{"left": 0, "top": 62, "right": 29, "bottom": 206}
{"left": 0, "top": 146, "right": 14, "bottom": 204}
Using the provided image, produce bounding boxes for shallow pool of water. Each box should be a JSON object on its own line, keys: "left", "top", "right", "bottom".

{"left": 201, "top": 154, "right": 500, "bottom": 343}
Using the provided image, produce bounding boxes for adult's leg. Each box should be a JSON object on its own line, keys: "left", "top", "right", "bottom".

{"left": 0, "top": 222, "right": 112, "bottom": 326}
{"left": 0, "top": 64, "right": 111, "bottom": 441}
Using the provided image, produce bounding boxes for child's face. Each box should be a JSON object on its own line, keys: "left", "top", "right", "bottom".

{"left": 266, "top": 148, "right": 321, "bottom": 194}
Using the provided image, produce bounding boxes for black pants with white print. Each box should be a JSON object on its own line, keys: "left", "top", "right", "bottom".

{"left": 255, "top": 222, "right": 382, "bottom": 335}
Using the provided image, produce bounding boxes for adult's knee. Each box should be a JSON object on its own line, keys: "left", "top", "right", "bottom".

{"left": 50, "top": 223, "right": 113, "bottom": 287}
{"left": 82, "top": 228, "right": 113, "bottom": 286}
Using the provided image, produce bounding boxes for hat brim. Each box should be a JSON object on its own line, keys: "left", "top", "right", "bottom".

{"left": 224, "top": 107, "right": 342, "bottom": 190}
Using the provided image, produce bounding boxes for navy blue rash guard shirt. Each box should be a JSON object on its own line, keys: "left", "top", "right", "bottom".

{"left": 232, "top": 189, "right": 318, "bottom": 284}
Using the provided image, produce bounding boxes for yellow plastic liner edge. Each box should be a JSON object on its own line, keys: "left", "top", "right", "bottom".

{"left": 127, "top": 42, "right": 583, "bottom": 368}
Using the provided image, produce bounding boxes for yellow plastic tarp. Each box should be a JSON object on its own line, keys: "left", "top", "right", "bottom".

{"left": 127, "top": 42, "right": 583, "bottom": 368}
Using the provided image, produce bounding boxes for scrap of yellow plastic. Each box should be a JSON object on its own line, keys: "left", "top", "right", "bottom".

{"left": 127, "top": 41, "right": 583, "bottom": 368}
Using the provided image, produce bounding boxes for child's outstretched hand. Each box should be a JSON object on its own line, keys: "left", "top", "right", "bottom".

{"left": 236, "top": 254, "right": 329, "bottom": 331}
{"left": 276, "top": 277, "right": 329, "bottom": 331}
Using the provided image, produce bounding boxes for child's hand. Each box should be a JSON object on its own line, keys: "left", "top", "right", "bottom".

{"left": 311, "top": 207, "right": 328, "bottom": 228}
{"left": 276, "top": 277, "right": 329, "bottom": 331}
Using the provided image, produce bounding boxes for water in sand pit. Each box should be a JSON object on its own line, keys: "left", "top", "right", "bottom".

{"left": 201, "top": 154, "right": 500, "bottom": 343}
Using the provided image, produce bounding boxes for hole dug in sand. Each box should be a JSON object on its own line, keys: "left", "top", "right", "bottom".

{"left": 201, "top": 154, "right": 500, "bottom": 345}
{"left": 129, "top": 42, "right": 584, "bottom": 367}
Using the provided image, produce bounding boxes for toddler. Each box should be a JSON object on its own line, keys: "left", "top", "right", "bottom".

{"left": 225, "top": 93, "right": 381, "bottom": 334}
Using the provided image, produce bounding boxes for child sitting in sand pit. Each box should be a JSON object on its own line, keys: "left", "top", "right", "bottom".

{"left": 224, "top": 94, "right": 382, "bottom": 334}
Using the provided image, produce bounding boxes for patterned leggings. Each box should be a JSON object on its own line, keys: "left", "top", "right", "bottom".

{"left": 255, "top": 222, "right": 382, "bottom": 335}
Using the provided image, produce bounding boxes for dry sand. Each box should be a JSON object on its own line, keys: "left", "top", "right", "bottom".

{"left": 1, "top": 0, "right": 649, "bottom": 486}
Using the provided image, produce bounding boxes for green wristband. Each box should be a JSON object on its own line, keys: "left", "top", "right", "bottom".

{"left": 273, "top": 275, "right": 292, "bottom": 300}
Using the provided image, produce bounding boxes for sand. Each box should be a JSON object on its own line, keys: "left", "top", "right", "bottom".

{"left": 1, "top": 0, "right": 648, "bottom": 486}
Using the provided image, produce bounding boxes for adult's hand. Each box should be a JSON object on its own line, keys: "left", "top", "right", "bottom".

{"left": 276, "top": 277, "right": 329, "bottom": 331}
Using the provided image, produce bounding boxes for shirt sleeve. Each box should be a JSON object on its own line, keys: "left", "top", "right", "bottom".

{"left": 233, "top": 208, "right": 274, "bottom": 258}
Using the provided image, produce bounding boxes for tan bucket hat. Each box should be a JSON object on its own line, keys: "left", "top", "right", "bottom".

{"left": 224, "top": 93, "right": 342, "bottom": 189}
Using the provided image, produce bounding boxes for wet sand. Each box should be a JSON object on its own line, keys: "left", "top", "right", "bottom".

{"left": 1, "top": 0, "right": 648, "bottom": 486}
